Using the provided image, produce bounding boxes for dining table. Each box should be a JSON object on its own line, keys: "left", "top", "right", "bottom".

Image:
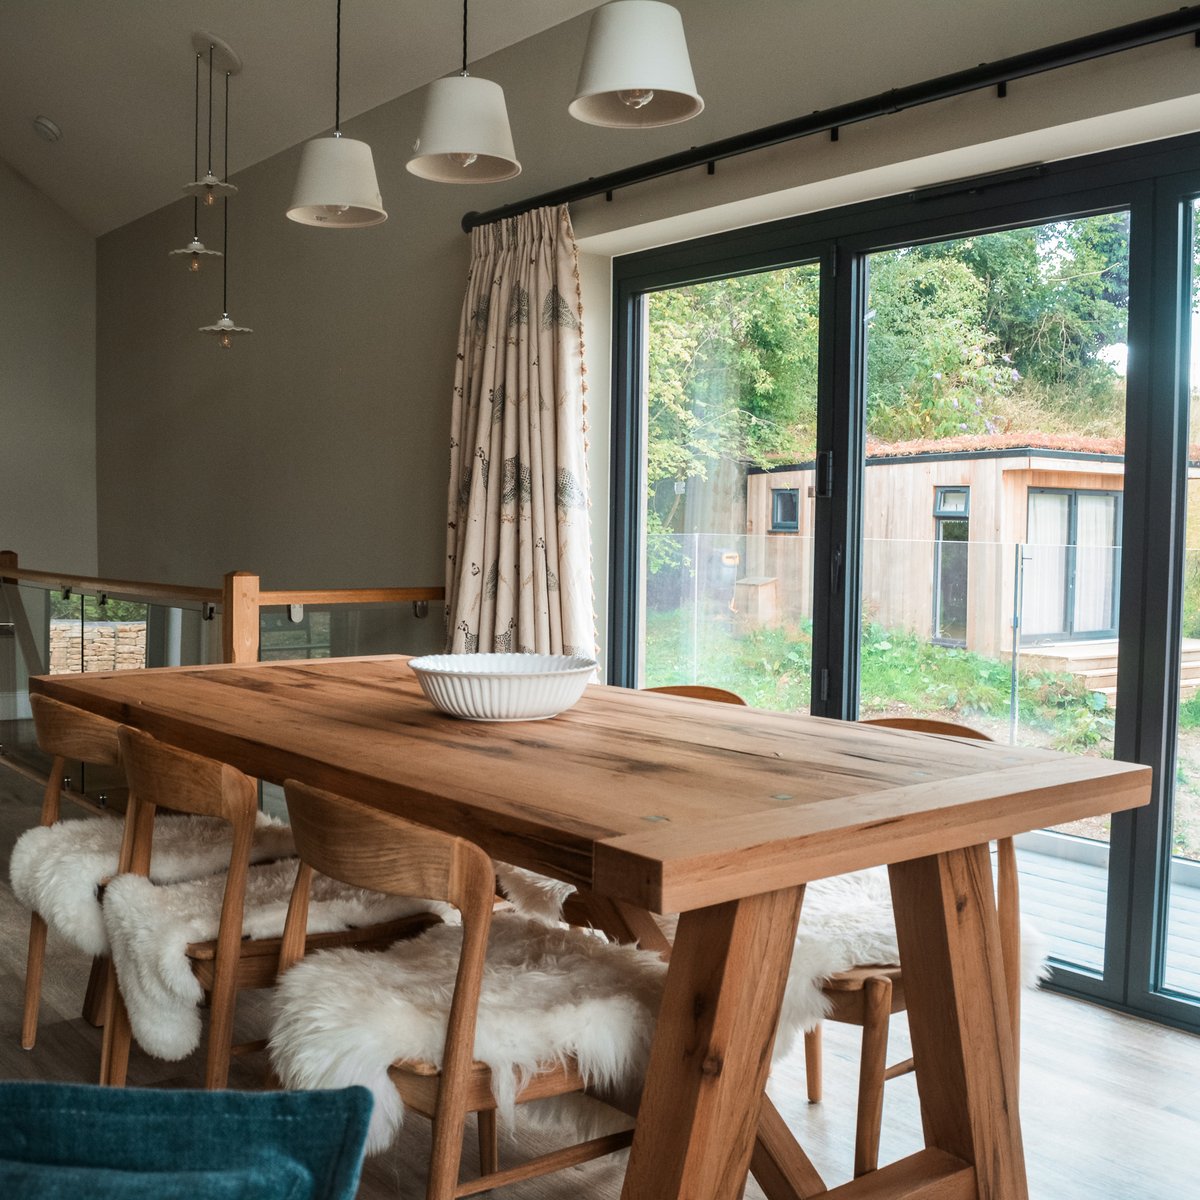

{"left": 31, "top": 654, "right": 1151, "bottom": 1200}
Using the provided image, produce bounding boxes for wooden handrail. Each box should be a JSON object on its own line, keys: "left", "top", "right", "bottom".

{"left": 222, "top": 572, "right": 445, "bottom": 664}
{"left": 0, "top": 553, "right": 220, "bottom": 607}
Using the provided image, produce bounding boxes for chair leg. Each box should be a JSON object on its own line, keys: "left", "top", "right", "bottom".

{"left": 21, "top": 912, "right": 48, "bottom": 1050}
{"left": 854, "top": 976, "right": 892, "bottom": 1178}
{"left": 100, "top": 982, "right": 133, "bottom": 1087}
{"left": 803, "top": 1024, "right": 823, "bottom": 1103}
{"left": 203, "top": 983, "right": 238, "bottom": 1090}
{"left": 427, "top": 1106, "right": 470, "bottom": 1200}
{"left": 477, "top": 1109, "right": 499, "bottom": 1175}
{"left": 81, "top": 957, "right": 110, "bottom": 1027}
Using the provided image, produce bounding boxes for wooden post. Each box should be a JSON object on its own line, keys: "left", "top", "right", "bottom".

{"left": 0, "top": 550, "right": 47, "bottom": 677}
{"left": 221, "top": 572, "right": 261, "bottom": 664}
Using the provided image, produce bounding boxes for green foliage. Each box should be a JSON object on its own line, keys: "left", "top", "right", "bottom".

{"left": 646, "top": 266, "right": 820, "bottom": 501}
{"left": 645, "top": 610, "right": 1113, "bottom": 752}
{"left": 50, "top": 594, "right": 146, "bottom": 622}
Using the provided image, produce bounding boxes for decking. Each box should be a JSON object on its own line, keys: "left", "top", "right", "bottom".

{"left": 1017, "top": 844, "right": 1200, "bottom": 995}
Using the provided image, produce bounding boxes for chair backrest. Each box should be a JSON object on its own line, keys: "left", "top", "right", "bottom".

{"left": 31, "top": 694, "right": 121, "bottom": 765}
{"left": 859, "top": 715, "right": 990, "bottom": 741}
{"left": 645, "top": 684, "right": 747, "bottom": 706}
{"left": 115, "top": 726, "right": 259, "bottom": 963}
{"left": 0, "top": 1080, "right": 372, "bottom": 1200}
{"left": 278, "top": 781, "right": 496, "bottom": 1132}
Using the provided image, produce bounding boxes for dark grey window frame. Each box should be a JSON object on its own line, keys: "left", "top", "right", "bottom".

{"left": 770, "top": 488, "right": 801, "bottom": 532}
{"left": 610, "top": 130, "right": 1200, "bottom": 1035}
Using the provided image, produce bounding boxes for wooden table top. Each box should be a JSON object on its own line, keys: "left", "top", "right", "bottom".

{"left": 32, "top": 655, "right": 1152, "bottom": 913}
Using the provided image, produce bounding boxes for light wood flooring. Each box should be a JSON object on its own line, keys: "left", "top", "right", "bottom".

{"left": 1, "top": 766, "right": 1197, "bottom": 1198}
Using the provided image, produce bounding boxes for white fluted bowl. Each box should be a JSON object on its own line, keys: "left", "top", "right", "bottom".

{"left": 408, "top": 653, "right": 598, "bottom": 721}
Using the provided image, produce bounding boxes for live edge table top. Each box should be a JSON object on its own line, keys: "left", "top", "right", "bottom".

{"left": 31, "top": 655, "right": 1151, "bottom": 914}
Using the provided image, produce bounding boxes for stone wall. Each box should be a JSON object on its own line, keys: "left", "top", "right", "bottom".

{"left": 49, "top": 620, "right": 146, "bottom": 673}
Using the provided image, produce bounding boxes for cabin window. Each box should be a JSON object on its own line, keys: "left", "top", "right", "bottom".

{"left": 771, "top": 488, "right": 801, "bottom": 532}
{"left": 933, "top": 488, "right": 970, "bottom": 645}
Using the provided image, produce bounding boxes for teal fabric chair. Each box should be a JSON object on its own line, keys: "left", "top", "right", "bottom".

{"left": 0, "top": 1083, "right": 372, "bottom": 1199}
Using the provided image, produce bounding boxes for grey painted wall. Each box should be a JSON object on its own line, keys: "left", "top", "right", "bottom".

{"left": 93, "top": 0, "right": 1196, "bottom": 618}
{"left": 0, "top": 157, "right": 97, "bottom": 573}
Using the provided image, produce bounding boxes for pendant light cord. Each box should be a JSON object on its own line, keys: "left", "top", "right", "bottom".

{"left": 462, "top": 0, "right": 469, "bottom": 74}
{"left": 206, "top": 45, "right": 214, "bottom": 174}
{"left": 335, "top": 0, "right": 341, "bottom": 134}
{"left": 223, "top": 70, "right": 230, "bottom": 314}
{"left": 191, "top": 53, "right": 200, "bottom": 237}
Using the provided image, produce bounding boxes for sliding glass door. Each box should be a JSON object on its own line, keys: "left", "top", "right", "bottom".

{"left": 613, "top": 133, "right": 1200, "bottom": 1032}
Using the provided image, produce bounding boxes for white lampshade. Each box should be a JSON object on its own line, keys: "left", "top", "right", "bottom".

{"left": 286, "top": 136, "right": 387, "bottom": 227}
{"left": 407, "top": 75, "right": 520, "bottom": 184}
{"left": 570, "top": 1, "right": 703, "bottom": 128}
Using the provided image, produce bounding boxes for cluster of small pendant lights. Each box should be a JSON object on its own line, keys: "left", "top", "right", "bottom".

{"left": 170, "top": 37, "right": 250, "bottom": 347}
{"left": 285, "top": 0, "right": 703, "bottom": 230}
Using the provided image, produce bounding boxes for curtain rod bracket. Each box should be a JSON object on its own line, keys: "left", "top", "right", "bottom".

{"left": 997, "top": 80, "right": 1008, "bottom": 98}
{"left": 830, "top": 127, "right": 839, "bottom": 142}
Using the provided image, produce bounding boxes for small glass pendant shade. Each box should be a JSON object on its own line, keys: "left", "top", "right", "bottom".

{"left": 287, "top": 136, "right": 387, "bottom": 227}
{"left": 200, "top": 313, "right": 252, "bottom": 348}
{"left": 407, "top": 76, "right": 521, "bottom": 184}
{"left": 184, "top": 171, "right": 238, "bottom": 205}
{"left": 169, "top": 236, "right": 222, "bottom": 272}
{"left": 570, "top": 1, "right": 703, "bottom": 128}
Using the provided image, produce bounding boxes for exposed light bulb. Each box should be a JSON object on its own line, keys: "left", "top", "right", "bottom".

{"left": 448, "top": 152, "right": 479, "bottom": 169}
{"left": 617, "top": 88, "right": 655, "bottom": 110}
{"left": 219, "top": 331, "right": 233, "bottom": 349}
{"left": 314, "top": 204, "right": 351, "bottom": 222}
{"left": 204, "top": 189, "right": 216, "bottom": 206}
{"left": 189, "top": 253, "right": 201, "bottom": 272}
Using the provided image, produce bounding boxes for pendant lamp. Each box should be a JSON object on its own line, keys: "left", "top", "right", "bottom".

{"left": 570, "top": 1, "right": 703, "bottom": 128}
{"left": 184, "top": 40, "right": 239, "bottom": 206}
{"left": 406, "top": 0, "right": 520, "bottom": 184}
{"left": 287, "top": 0, "right": 386, "bottom": 227}
{"left": 201, "top": 72, "right": 252, "bottom": 348}
{"left": 170, "top": 52, "right": 222, "bottom": 271}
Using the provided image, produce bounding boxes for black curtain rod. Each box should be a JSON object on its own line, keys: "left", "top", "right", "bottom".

{"left": 462, "top": 5, "right": 1200, "bottom": 233}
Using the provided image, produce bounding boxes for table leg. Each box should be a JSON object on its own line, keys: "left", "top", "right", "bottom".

{"left": 888, "top": 845, "right": 1028, "bottom": 1200}
{"left": 620, "top": 885, "right": 804, "bottom": 1200}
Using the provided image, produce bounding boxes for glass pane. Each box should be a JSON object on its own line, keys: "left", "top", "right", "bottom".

{"left": 862, "top": 212, "right": 1130, "bottom": 973}
{"left": 258, "top": 604, "right": 441, "bottom": 662}
{"left": 1164, "top": 198, "right": 1200, "bottom": 997}
{"left": 640, "top": 264, "right": 820, "bottom": 711}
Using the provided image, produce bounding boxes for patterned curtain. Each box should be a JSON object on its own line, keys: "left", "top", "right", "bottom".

{"left": 444, "top": 205, "right": 594, "bottom": 657}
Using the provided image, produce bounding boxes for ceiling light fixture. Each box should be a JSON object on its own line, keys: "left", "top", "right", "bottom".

{"left": 32, "top": 115, "right": 62, "bottom": 143}
{"left": 184, "top": 36, "right": 239, "bottom": 207}
{"left": 201, "top": 71, "right": 252, "bottom": 348}
{"left": 287, "top": 0, "right": 386, "bottom": 228}
{"left": 569, "top": 1, "right": 703, "bottom": 129}
{"left": 170, "top": 52, "right": 222, "bottom": 272}
{"left": 406, "top": 0, "right": 520, "bottom": 184}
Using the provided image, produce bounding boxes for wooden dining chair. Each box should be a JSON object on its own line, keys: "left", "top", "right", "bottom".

{"left": 14, "top": 695, "right": 123, "bottom": 1050}
{"left": 100, "top": 727, "right": 441, "bottom": 1089}
{"left": 271, "top": 780, "right": 661, "bottom": 1200}
{"left": 802, "top": 716, "right": 1023, "bottom": 1177}
{"left": 644, "top": 683, "right": 748, "bottom": 706}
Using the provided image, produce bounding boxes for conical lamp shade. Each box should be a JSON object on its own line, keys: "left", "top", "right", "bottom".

{"left": 287, "top": 136, "right": 387, "bottom": 227}
{"left": 407, "top": 76, "right": 521, "bottom": 184}
{"left": 570, "top": 1, "right": 703, "bottom": 128}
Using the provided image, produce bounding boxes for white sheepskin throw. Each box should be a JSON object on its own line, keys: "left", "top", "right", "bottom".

{"left": 9, "top": 812, "right": 296, "bottom": 957}
{"left": 499, "top": 865, "right": 1048, "bottom": 1061}
{"left": 103, "top": 860, "right": 449, "bottom": 1063}
{"left": 493, "top": 861, "right": 576, "bottom": 925}
{"left": 775, "top": 867, "right": 1049, "bottom": 1058}
{"left": 268, "top": 914, "right": 667, "bottom": 1155}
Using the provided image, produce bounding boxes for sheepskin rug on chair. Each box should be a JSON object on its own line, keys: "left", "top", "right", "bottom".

{"left": 103, "top": 861, "right": 449, "bottom": 1063}
{"left": 9, "top": 811, "right": 296, "bottom": 957}
{"left": 268, "top": 914, "right": 668, "bottom": 1155}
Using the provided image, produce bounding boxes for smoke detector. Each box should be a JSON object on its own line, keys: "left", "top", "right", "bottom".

{"left": 32, "top": 115, "right": 62, "bottom": 143}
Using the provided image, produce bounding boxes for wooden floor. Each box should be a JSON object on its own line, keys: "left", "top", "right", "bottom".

{"left": 1, "top": 767, "right": 1198, "bottom": 1198}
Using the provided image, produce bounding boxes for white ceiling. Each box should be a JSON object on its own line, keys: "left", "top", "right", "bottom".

{"left": 0, "top": 1, "right": 606, "bottom": 236}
